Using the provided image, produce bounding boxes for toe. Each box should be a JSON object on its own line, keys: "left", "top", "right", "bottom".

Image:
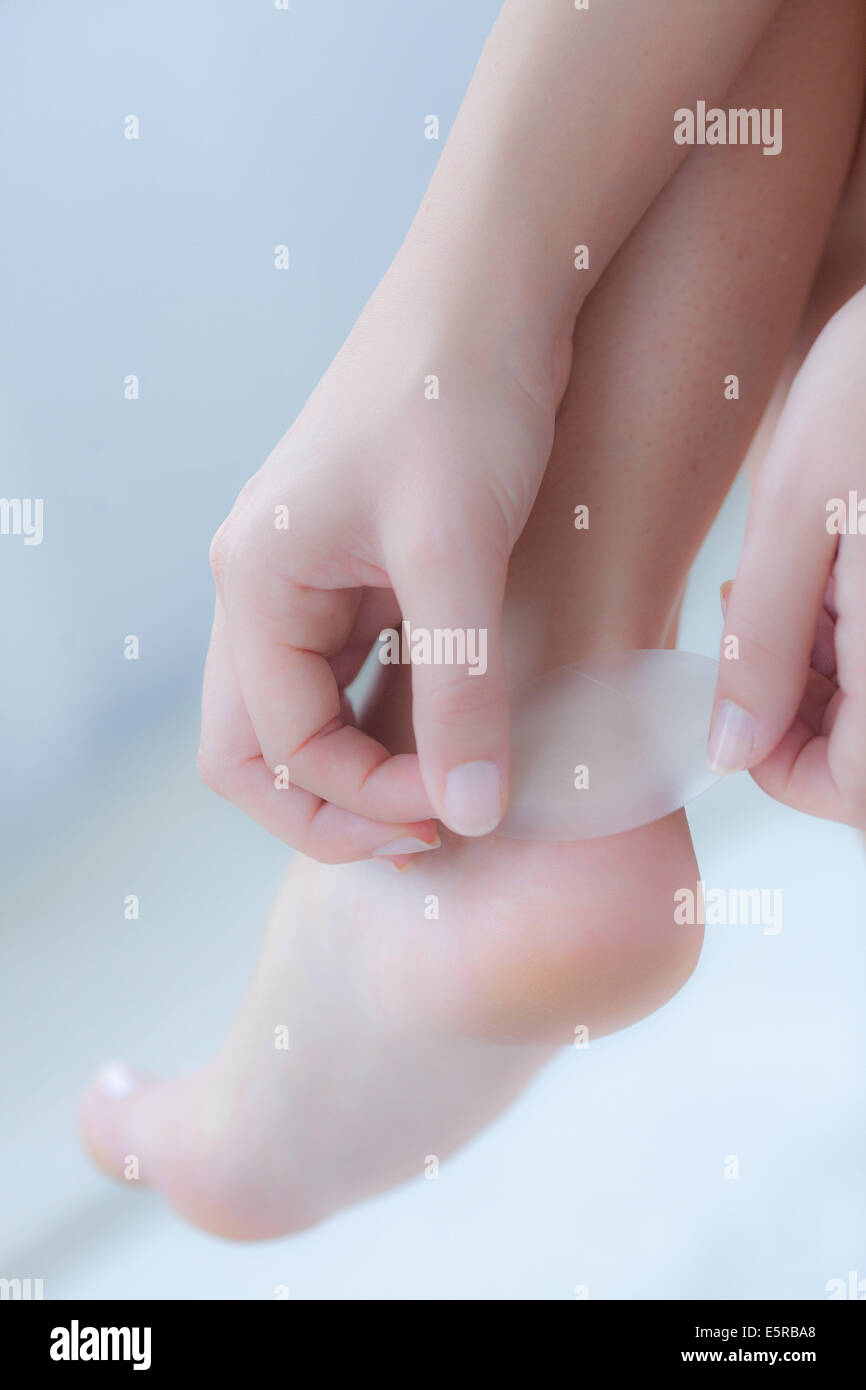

{"left": 79, "top": 1061, "right": 154, "bottom": 1183}
{"left": 79, "top": 1060, "right": 323, "bottom": 1240}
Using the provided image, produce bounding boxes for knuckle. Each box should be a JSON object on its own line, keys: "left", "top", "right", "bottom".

{"left": 396, "top": 523, "right": 463, "bottom": 578}
{"left": 388, "top": 485, "right": 504, "bottom": 577}
{"left": 208, "top": 519, "right": 235, "bottom": 588}
{"left": 836, "top": 771, "right": 866, "bottom": 826}
{"left": 196, "top": 745, "right": 227, "bottom": 797}
{"left": 208, "top": 481, "right": 266, "bottom": 588}
{"left": 424, "top": 670, "right": 501, "bottom": 729}
{"left": 725, "top": 613, "right": 787, "bottom": 673}
{"left": 306, "top": 807, "right": 361, "bottom": 865}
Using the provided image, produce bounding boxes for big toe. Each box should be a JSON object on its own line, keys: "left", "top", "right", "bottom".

{"left": 79, "top": 1059, "right": 320, "bottom": 1240}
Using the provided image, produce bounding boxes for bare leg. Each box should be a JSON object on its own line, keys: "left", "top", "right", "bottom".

{"left": 510, "top": 0, "right": 865, "bottom": 668}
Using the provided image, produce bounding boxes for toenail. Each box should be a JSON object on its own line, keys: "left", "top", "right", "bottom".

{"left": 443, "top": 761, "right": 503, "bottom": 836}
{"left": 373, "top": 835, "right": 441, "bottom": 856}
{"left": 93, "top": 1061, "right": 138, "bottom": 1098}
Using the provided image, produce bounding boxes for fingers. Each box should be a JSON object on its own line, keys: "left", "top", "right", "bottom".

{"left": 718, "top": 547, "right": 866, "bottom": 826}
{"left": 709, "top": 374, "right": 837, "bottom": 775}
{"left": 386, "top": 507, "right": 511, "bottom": 836}
{"left": 821, "top": 529, "right": 866, "bottom": 822}
{"left": 710, "top": 289, "right": 866, "bottom": 828}
{"left": 211, "top": 518, "right": 435, "bottom": 826}
{"left": 746, "top": 672, "right": 847, "bottom": 821}
{"left": 199, "top": 601, "right": 439, "bottom": 862}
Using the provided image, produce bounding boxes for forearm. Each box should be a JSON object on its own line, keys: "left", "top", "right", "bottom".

{"left": 396, "top": 0, "right": 784, "bottom": 350}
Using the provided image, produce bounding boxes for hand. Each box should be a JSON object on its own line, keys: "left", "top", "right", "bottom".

{"left": 198, "top": 269, "right": 557, "bottom": 862}
{"left": 709, "top": 286, "right": 866, "bottom": 827}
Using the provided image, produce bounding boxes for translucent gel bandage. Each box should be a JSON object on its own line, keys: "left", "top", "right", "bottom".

{"left": 498, "top": 650, "right": 720, "bottom": 841}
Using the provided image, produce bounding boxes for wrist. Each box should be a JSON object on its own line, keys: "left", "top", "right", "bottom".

{"left": 383, "top": 199, "right": 577, "bottom": 419}
{"left": 408, "top": 180, "right": 580, "bottom": 335}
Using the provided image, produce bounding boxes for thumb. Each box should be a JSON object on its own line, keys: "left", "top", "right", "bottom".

{"left": 387, "top": 515, "right": 510, "bottom": 836}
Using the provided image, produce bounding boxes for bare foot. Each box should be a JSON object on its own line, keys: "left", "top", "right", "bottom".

{"left": 79, "top": 513, "right": 702, "bottom": 1238}
{"left": 80, "top": 808, "right": 700, "bottom": 1242}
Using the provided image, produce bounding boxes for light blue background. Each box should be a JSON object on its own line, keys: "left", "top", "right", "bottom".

{"left": 0, "top": 0, "right": 496, "bottom": 843}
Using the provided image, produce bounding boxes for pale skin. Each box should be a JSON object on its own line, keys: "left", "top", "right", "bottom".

{"left": 81, "top": 0, "right": 866, "bottom": 1237}
{"left": 198, "top": 0, "right": 784, "bottom": 857}
{"left": 714, "top": 288, "right": 866, "bottom": 821}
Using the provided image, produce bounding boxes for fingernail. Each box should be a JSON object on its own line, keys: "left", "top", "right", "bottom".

{"left": 373, "top": 834, "right": 441, "bottom": 857}
{"left": 720, "top": 580, "right": 733, "bottom": 618}
{"left": 93, "top": 1061, "right": 138, "bottom": 1099}
{"left": 707, "top": 700, "right": 755, "bottom": 775}
{"left": 443, "top": 761, "right": 503, "bottom": 836}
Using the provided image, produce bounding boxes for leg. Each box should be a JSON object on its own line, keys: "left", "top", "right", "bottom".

{"left": 510, "top": 0, "right": 865, "bottom": 664}
{"left": 80, "top": 0, "right": 865, "bottom": 1237}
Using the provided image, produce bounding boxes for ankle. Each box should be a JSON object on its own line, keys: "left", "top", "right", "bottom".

{"left": 503, "top": 570, "right": 683, "bottom": 690}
